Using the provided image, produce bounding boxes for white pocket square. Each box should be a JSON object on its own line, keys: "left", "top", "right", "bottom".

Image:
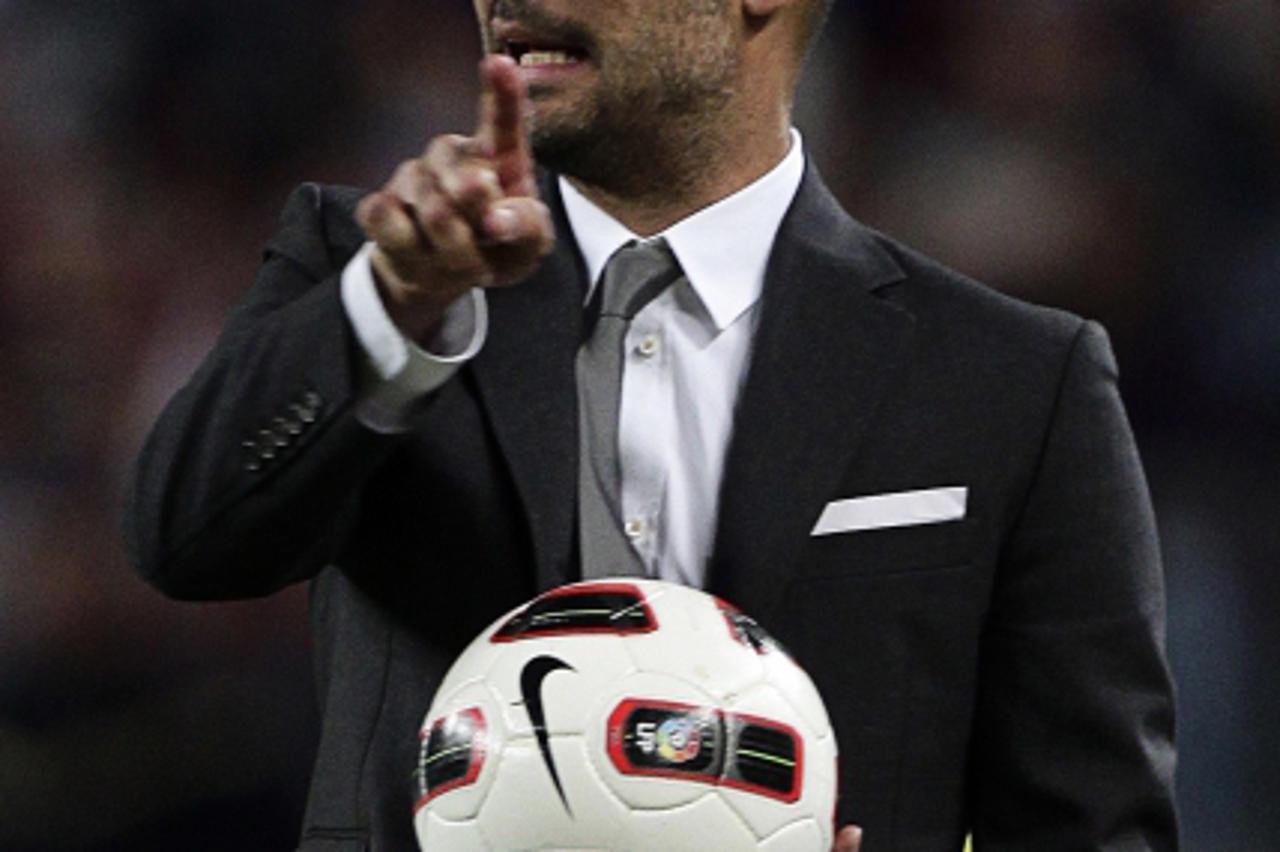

{"left": 811, "top": 486, "right": 968, "bottom": 536}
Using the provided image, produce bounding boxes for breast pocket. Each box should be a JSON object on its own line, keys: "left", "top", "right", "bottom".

{"left": 799, "top": 510, "right": 977, "bottom": 581}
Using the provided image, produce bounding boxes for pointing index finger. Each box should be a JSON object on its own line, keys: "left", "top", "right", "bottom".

{"left": 476, "top": 55, "right": 535, "bottom": 197}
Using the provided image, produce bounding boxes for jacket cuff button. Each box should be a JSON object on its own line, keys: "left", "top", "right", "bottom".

{"left": 276, "top": 416, "right": 303, "bottom": 436}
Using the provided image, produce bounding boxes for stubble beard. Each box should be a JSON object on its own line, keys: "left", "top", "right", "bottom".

{"left": 528, "top": 13, "right": 739, "bottom": 202}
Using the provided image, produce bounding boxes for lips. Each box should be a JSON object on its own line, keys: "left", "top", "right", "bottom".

{"left": 492, "top": 19, "right": 593, "bottom": 69}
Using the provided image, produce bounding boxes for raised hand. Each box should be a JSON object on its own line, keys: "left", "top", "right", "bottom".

{"left": 356, "top": 55, "right": 554, "bottom": 342}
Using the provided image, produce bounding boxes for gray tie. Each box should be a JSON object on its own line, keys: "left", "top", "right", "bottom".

{"left": 577, "top": 239, "right": 682, "bottom": 579}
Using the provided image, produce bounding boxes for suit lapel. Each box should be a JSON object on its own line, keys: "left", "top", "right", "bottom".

{"left": 469, "top": 175, "right": 586, "bottom": 594}
{"left": 707, "top": 165, "right": 915, "bottom": 621}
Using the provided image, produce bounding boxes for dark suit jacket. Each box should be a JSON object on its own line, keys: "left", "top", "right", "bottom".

{"left": 125, "top": 165, "right": 1178, "bottom": 851}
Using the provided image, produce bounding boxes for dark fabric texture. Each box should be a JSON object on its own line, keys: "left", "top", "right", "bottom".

{"left": 124, "top": 165, "right": 1179, "bottom": 851}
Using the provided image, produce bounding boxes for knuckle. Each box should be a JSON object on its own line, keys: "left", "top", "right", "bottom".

{"left": 409, "top": 168, "right": 434, "bottom": 200}
{"left": 458, "top": 136, "right": 490, "bottom": 159}
{"left": 392, "top": 160, "right": 417, "bottom": 185}
{"left": 366, "top": 211, "right": 400, "bottom": 243}
{"left": 423, "top": 199, "right": 455, "bottom": 230}
{"left": 426, "top": 133, "right": 467, "bottom": 164}
{"left": 386, "top": 215, "right": 421, "bottom": 250}
{"left": 456, "top": 171, "right": 498, "bottom": 205}
{"left": 447, "top": 174, "right": 479, "bottom": 202}
{"left": 429, "top": 214, "right": 473, "bottom": 251}
{"left": 434, "top": 166, "right": 462, "bottom": 197}
{"left": 356, "top": 194, "right": 380, "bottom": 226}
{"left": 374, "top": 224, "right": 412, "bottom": 253}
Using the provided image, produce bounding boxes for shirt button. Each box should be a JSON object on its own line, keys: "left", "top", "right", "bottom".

{"left": 636, "top": 335, "right": 660, "bottom": 358}
{"left": 624, "top": 518, "right": 646, "bottom": 539}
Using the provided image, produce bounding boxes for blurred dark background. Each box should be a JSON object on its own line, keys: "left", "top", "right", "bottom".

{"left": 0, "top": 0, "right": 1275, "bottom": 849}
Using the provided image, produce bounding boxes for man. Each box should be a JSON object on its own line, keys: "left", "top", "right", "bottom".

{"left": 126, "top": 0, "right": 1179, "bottom": 849}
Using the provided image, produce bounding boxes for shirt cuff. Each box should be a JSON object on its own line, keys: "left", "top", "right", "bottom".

{"left": 340, "top": 242, "right": 488, "bottom": 431}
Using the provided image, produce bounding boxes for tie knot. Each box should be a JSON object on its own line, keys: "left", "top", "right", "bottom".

{"left": 598, "top": 239, "right": 682, "bottom": 320}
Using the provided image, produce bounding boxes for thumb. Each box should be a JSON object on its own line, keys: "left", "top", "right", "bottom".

{"left": 833, "top": 824, "right": 863, "bottom": 852}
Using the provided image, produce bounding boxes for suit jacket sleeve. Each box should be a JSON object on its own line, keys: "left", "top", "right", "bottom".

{"left": 970, "top": 321, "right": 1179, "bottom": 849}
{"left": 124, "top": 183, "right": 415, "bottom": 600}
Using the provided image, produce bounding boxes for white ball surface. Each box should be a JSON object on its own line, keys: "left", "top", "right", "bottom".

{"left": 414, "top": 579, "right": 837, "bottom": 851}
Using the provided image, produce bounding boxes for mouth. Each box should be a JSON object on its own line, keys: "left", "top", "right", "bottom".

{"left": 492, "top": 20, "right": 593, "bottom": 72}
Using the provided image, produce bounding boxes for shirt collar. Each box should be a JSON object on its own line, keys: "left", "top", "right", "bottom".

{"left": 559, "top": 128, "right": 806, "bottom": 332}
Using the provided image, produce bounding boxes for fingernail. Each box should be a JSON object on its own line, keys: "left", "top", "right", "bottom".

{"left": 487, "top": 207, "right": 517, "bottom": 240}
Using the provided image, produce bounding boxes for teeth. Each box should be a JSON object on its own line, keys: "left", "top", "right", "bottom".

{"left": 519, "top": 50, "right": 577, "bottom": 67}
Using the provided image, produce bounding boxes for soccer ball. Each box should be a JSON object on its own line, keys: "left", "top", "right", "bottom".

{"left": 413, "top": 579, "right": 838, "bottom": 851}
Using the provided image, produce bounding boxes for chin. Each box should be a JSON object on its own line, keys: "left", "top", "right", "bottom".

{"left": 529, "top": 114, "right": 603, "bottom": 177}
{"left": 530, "top": 131, "right": 592, "bottom": 179}
{"left": 529, "top": 102, "right": 655, "bottom": 192}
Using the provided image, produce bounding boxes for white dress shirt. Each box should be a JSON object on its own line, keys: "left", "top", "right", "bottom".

{"left": 340, "top": 130, "right": 806, "bottom": 587}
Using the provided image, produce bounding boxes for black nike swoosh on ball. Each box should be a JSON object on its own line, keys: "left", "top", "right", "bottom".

{"left": 519, "top": 654, "right": 577, "bottom": 816}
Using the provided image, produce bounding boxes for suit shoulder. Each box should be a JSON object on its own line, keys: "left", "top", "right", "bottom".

{"left": 267, "top": 183, "right": 369, "bottom": 280}
{"left": 791, "top": 167, "right": 1085, "bottom": 359}
{"left": 317, "top": 183, "right": 368, "bottom": 217}
{"left": 869, "top": 230, "right": 1088, "bottom": 360}
{"left": 276, "top": 183, "right": 366, "bottom": 226}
